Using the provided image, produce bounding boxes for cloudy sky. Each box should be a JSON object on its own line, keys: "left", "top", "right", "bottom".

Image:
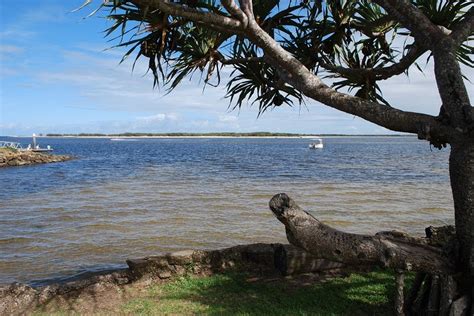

{"left": 1, "top": 0, "right": 473, "bottom": 136}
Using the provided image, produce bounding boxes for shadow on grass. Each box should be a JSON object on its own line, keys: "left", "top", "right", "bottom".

{"left": 123, "top": 270, "right": 412, "bottom": 315}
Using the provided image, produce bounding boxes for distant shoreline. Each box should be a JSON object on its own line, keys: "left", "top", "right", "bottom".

{"left": 2, "top": 133, "right": 413, "bottom": 139}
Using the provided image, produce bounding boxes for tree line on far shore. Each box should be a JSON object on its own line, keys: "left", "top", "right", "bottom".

{"left": 44, "top": 132, "right": 407, "bottom": 137}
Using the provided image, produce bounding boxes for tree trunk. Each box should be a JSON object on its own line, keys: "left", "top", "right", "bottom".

{"left": 449, "top": 141, "right": 474, "bottom": 305}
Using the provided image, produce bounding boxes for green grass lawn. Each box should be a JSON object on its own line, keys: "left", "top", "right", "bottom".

{"left": 122, "top": 270, "right": 411, "bottom": 315}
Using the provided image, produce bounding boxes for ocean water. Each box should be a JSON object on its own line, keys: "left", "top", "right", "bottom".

{"left": 0, "top": 136, "right": 453, "bottom": 285}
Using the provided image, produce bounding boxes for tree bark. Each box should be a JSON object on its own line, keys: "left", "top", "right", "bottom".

{"left": 395, "top": 270, "right": 405, "bottom": 316}
{"left": 449, "top": 141, "right": 474, "bottom": 292}
{"left": 268, "top": 193, "right": 454, "bottom": 275}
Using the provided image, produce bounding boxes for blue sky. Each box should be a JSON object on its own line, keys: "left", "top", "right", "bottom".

{"left": 0, "top": 0, "right": 472, "bottom": 136}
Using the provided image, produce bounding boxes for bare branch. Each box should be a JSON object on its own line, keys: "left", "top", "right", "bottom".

{"left": 372, "top": 0, "right": 445, "bottom": 48}
{"left": 451, "top": 6, "right": 474, "bottom": 46}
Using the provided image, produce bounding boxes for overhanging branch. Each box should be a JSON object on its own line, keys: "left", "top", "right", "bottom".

{"left": 244, "top": 15, "right": 456, "bottom": 142}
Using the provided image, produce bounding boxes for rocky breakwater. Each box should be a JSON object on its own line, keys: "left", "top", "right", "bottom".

{"left": 0, "top": 149, "right": 72, "bottom": 167}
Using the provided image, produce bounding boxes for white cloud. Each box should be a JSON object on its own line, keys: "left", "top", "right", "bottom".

{"left": 137, "top": 113, "right": 179, "bottom": 122}
{"left": 138, "top": 113, "right": 166, "bottom": 121}
{"left": 218, "top": 115, "right": 238, "bottom": 122}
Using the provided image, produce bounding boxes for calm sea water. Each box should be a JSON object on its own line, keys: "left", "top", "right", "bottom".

{"left": 0, "top": 136, "right": 453, "bottom": 285}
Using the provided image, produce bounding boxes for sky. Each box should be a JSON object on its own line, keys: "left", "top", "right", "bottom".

{"left": 0, "top": 0, "right": 473, "bottom": 136}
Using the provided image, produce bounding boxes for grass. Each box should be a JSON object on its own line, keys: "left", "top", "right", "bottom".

{"left": 121, "top": 270, "right": 412, "bottom": 315}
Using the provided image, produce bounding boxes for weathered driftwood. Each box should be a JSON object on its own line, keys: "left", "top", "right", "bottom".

{"left": 439, "top": 275, "right": 457, "bottom": 316}
{"left": 395, "top": 270, "right": 405, "bottom": 316}
{"left": 269, "top": 193, "right": 454, "bottom": 275}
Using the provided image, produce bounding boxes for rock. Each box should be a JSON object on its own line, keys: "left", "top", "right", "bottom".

{"left": 239, "top": 243, "right": 276, "bottom": 267}
{"left": 275, "top": 244, "right": 345, "bottom": 276}
{"left": 114, "top": 277, "right": 130, "bottom": 285}
{"left": 7, "top": 159, "right": 19, "bottom": 166}
{"left": 0, "top": 149, "right": 72, "bottom": 168}
{"left": 0, "top": 283, "right": 38, "bottom": 315}
{"left": 158, "top": 271, "right": 172, "bottom": 279}
{"left": 127, "top": 257, "right": 170, "bottom": 279}
{"left": 173, "top": 265, "right": 186, "bottom": 275}
{"left": 37, "top": 285, "right": 60, "bottom": 304}
{"left": 167, "top": 250, "right": 195, "bottom": 265}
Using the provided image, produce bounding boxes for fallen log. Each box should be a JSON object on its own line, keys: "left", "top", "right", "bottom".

{"left": 268, "top": 193, "right": 454, "bottom": 275}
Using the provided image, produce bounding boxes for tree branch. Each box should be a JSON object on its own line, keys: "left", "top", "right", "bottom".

{"left": 269, "top": 193, "right": 455, "bottom": 274}
{"left": 131, "top": 0, "right": 244, "bottom": 32}
{"left": 372, "top": 0, "right": 445, "bottom": 48}
{"left": 450, "top": 6, "right": 474, "bottom": 46}
{"left": 238, "top": 0, "right": 253, "bottom": 17}
{"left": 221, "top": 0, "right": 248, "bottom": 28}
{"left": 433, "top": 45, "right": 473, "bottom": 133}
{"left": 318, "top": 45, "right": 425, "bottom": 81}
{"left": 243, "top": 15, "right": 456, "bottom": 143}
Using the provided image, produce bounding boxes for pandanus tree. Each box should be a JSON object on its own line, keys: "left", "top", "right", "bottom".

{"left": 83, "top": 0, "right": 473, "bottom": 314}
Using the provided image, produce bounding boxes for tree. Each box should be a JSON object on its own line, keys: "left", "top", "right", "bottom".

{"left": 83, "top": 0, "right": 473, "bottom": 314}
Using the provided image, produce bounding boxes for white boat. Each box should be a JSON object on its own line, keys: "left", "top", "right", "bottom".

{"left": 309, "top": 138, "right": 323, "bottom": 149}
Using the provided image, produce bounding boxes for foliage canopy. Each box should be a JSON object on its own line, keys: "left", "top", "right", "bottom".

{"left": 84, "top": 0, "right": 473, "bottom": 116}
